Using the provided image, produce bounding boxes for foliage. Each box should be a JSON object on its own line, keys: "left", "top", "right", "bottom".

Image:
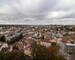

{"left": 7, "top": 33, "right": 23, "bottom": 45}
{"left": 31, "top": 42, "right": 66, "bottom": 60}
{"left": 0, "top": 51, "right": 5, "bottom": 60}
{"left": 41, "top": 35, "right": 44, "bottom": 40}
{"left": 13, "top": 45, "right": 19, "bottom": 50}
{"left": 0, "top": 50, "right": 32, "bottom": 60}
{"left": 72, "top": 27, "right": 75, "bottom": 31}
{"left": 19, "top": 33, "right": 23, "bottom": 39}
{"left": 0, "top": 35, "right": 6, "bottom": 42}
{"left": 4, "top": 50, "right": 25, "bottom": 60}
{"left": 31, "top": 42, "right": 49, "bottom": 60}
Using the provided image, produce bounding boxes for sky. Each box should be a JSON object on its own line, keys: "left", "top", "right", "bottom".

{"left": 0, "top": 0, "right": 75, "bottom": 25}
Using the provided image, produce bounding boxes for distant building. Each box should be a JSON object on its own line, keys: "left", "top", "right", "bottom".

{"left": 64, "top": 43, "right": 75, "bottom": 60}
{"left": 65, "top": 43, "right": 75, "bottom": 55}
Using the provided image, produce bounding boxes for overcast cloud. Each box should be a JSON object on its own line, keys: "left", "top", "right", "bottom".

{"left": 0, "top": 0, "right": 75, "bottom": 25}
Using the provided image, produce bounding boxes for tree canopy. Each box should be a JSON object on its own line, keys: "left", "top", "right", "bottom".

{"left": 31, "top": 42, "right": 66, "bottom": 60}
{"left": 0, "top": 35, "right": 6, "bottom": 42}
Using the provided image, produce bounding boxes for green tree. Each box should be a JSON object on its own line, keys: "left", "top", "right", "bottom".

{"left": 4, "top": 50, "right": 32, "bottom": 60}
{"left": 0, "top": 35, "right": 6, "bottom": 42}
{"left": 72, "top": 27, "right": 75, "bottom": 31}
{"left": 31, "top": 42, "right": 66, "bottom": 60}
{"left": 31, "top": 42, "right": 49, "bottom": 60}
{"left": 13, "top": 45, "right": 19, "bottom": 50}
{"left": 19, "top": 33, "right": 23, "bottom": 39}
{"left": 0, "top": 51, "right": 5, "bottom": 60}
{"left": 7, "top": 34, "right": 23, "bottom": 45}
{"left": 41, "top": 35, "right": 44, "bottom": 40}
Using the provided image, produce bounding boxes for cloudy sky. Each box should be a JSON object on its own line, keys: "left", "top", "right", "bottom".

{"left": 0, "top": 0, "right": 75, "bottom": 25}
